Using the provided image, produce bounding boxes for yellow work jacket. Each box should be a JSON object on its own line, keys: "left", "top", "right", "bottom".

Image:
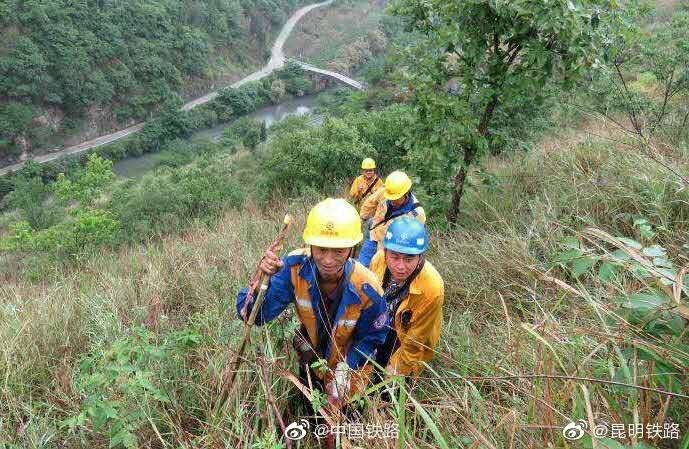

{"left": 361, "top": 191, "right": 426, "bottom": 244}
{"left": 349, "top": 175, "right": 383, "bottom": 206}
{"left": 370, "top": 250, "right": 444, "bottom": 376}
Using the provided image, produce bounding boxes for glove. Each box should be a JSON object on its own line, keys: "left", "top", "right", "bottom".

{"left": 386, "top": 364, "right": 400, "bottom": 376}
{"left": 326, "top": 362, "right": 351, "bottom": 406}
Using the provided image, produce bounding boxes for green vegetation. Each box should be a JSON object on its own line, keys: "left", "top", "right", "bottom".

{"left": 388, "top": 0, "right": 609, "bottom": 222}
{"left": 222, "top": 117, "right": 267, "bottom": 152}
{"left": 62, "top": 327, "right": 202, "bottom": 449}
{"left": 0, "top": 62, "right": 314, "bottom": 204}
{"left": 1, "top": 0, "right": 689, "bottom": 448}
{"left": 0, "top": 0, "right": 308, "bottom": 160}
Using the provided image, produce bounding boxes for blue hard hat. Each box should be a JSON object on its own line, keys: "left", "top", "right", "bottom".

{"left": 383, "top": 217, "right": 429, "bottom": 255}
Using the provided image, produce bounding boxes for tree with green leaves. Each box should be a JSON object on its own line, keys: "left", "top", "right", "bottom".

{"left": 0, "top": 102, "right": 34, "bottom": 158}
{"left": 222, "top": 117, "right": 266, "bottom": 152}
{"left": 54, "top": 154, "right": 116, "bottom": 206}
{"left": 389, "top": 0, "right": 608, "bottom": 222}
{"left": 264, "top": 116, "right": 374, "bottom": 195}
{"left": 585, "top": 3, "right": 689, "bottom": 186}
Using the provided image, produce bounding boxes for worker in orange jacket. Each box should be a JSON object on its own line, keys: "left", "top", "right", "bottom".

{"left": 349, "top": 157, "right": 383, "bottom": 208}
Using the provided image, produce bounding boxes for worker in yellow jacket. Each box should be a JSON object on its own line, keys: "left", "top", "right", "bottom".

{"left": 359, "top": 170, "right": 425, "bottom": 267}
{"left": 349, "top": 157, "right": 383, "bottom": 208}
{"left": 369, "top": 216, "right": 444, "bottom": 377}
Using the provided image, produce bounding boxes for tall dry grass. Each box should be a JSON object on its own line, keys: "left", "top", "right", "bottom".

{"left": 1, "top": 130, "right": 688, "bottom": 448}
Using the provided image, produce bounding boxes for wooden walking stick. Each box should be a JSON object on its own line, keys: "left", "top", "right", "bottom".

{"left": 216, "top": 214, "right": 293, "bottom": 410}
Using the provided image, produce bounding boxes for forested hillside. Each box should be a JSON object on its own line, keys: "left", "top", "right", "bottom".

{"left": 0, "top": 0, "right": 306, "bottom": 164}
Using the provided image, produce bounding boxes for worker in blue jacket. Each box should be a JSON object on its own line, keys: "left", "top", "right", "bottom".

{"left": 237, "top": 198, "right": 388, "bottom": 409}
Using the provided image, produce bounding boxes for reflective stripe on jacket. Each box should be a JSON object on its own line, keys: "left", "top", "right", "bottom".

{"left": 370, "top": 250, "right": 444, "bottom": 376}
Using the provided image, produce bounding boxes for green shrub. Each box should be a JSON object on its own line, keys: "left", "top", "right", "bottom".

{"left": 0, "top": 176, "right": 14, "bottom": 204}
{"left": 344, "top": 104, "right": 415, "bottom": 172}
{"left": 3, "top": 209, "right": 122, "bottom": 256}
{"left": 277, "top": 61, "right": 313, "bottom": 95}
{"left": 221, "top": 128, "right": 240, "bottom": 153}
{"left": 187, "top": 106, "right": 219, "bottom": 131}
{"left": 263, "top": 116, "right": 374, "bottom": 196}
{"left": 54, "top": 154, "right": 115, "bottom": 205}
{"left": 1, "top": 174, "right": 61, "bottom": 229}
{"left": 96, "top": 141, "right": 129, "bottom": 162}
{"left": 63, "top": 328, "right": 203, "bottom": 449}
{"left": 108, "top": 156, "right": 244, "bottom": 239}
{"left": 222, "top": 117, "right": 266, "bottom": 152}
{"left": 215, "top": 86, "right": 257, "bottom": 116}
{"left": 152, "top": 139, "right": 199, "bottom": 168}
{"left": 269, "top": 78, "right": 287, "bottom": 103}
{"left": 178, "top": 162, "right": 245, "bottom": 216}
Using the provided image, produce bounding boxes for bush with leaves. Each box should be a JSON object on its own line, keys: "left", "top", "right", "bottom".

{"left": 0, "top": 176, "right": 14, "bottom": 203}
{"left": 63, "top": 328, "right": 203, "bottom": 449}
{"left": 1, "top": 154, "right": 121, "bottom": 257}
{"left": 214, "top": 85, "right": 260, "bottom": 118}
{"left": 108, "top": 155, "right": 245, "bottom": 239}
{"left": 277, "top": 61, "right": 313, "bottom": 96}
{"left": 222, "top": 117, "right": 267, "bottom": 152}
{"left": 54, "top": 154, "right": 116, "bottom": 206}
{"left": 4, "top": 209, "right": 122, "bottom": 256}
{"left": 263, "top": 116, "right": 374, "bottom": 196}
{"left": 269, "top": 78, "right": 287, "bottom": 104}
{"left": 1, "top": 174, "right": 61, "bottom": 229}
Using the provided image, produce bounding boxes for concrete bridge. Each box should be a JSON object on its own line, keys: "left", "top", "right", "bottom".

{"left": 292, "top": 59, "right": 366, "bottom": 91}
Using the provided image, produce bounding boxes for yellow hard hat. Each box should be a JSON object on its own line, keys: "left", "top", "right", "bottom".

{"left": 361, "top": 158, "right": 376, "bottom": 170}
{"left": 384, "top": 170, "right": 412, "bottom": 200}
{"left": 303, "top": 198, "right": 363, "bottom": 248}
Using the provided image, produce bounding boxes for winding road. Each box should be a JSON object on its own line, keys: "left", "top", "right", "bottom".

{"left": 0, "top": 0, "right": 364, "bottom": 177}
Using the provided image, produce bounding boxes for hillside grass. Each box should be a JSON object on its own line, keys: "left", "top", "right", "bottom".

{"left": 1, "top": 118, "right": 688, "bottom": 447}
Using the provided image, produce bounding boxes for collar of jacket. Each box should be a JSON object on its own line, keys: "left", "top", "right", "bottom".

{"left": 297, "top": 256, "right": 362, "bottom": 308}
{"left": 297, "top": 256, "right": 362, "bottom": 360}
{"left": 387, "top": 192, "right": 417, "bottom": 213}
{"left": 408, "top": 274, "right": 423, "bottom": 296}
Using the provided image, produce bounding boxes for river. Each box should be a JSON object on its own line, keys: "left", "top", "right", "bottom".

{"left": 113, "top": 93, "right": 322, "bottom": 178}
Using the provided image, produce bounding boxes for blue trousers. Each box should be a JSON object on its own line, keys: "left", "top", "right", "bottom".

{"left": 358, "top": 238, "right": 378, "bottom": 268}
